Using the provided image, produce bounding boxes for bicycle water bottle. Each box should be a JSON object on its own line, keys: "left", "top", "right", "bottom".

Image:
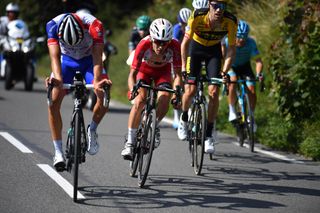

{"left": 67, "top": 127, "right": 73, "bottom": 137}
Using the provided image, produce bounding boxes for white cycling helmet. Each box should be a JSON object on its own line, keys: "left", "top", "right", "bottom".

{"left": 6, "top": 3, "right": 20, "bottom": 12}
{"left": 76, "top": 8, "right": 91, "bottom": 15}
{"left": 58, "top": 14, "right": 84, "bottom": 46}
{"left": 192, "top": 0, "right": 209, "bottom": 9}
{"left": 178, "top": 8, "right": 192, "bottom": 24}
{"left": 149, "top": 18, "right": 173, "bottom": 41}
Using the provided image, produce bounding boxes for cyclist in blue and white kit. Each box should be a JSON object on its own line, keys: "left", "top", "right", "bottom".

{"left": 46, "top": 12, "right": 112, "bottom": 171}
{"left": 222, "top": 20, "right": 264, "bottom": 128}
{"left": 171, "top": 8, "right": 192, "bottom": 129}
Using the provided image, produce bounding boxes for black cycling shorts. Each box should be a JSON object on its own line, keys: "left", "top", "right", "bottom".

{"left": 231, "top": 62, "right": 255, "bottom": 80}
{"left": 186, "top": 40, "right": 223, "bottom": 85}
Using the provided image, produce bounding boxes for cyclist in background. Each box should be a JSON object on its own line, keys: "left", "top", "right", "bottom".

{"left": 177, "top": 0, "right": 237, "bottom": 154}
{"left": 46, "top": 13, "right": 112, "bottom": 171}
{"left": 121, "top": 18, "right": 183, "bottom": 160}
{"left": 172, "top": 7, "right": 192, "bottom": 129}
{"left": 222, "top": 20, "right": 263, "bottom": 129}
{"left": 128, "top": 15, "right": 152, "bottom": 55}
{"left": 192, "top": 0, "right": 209, "bottom": 10}
{"left": 173, "top": 8, "right": 192, "bottom": 43}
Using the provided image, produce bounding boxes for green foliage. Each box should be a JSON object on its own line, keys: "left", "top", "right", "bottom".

{"left": 300, "top": 115, "right": 320, "bottom": 160}
{"left": 268, "top": 0, "right": 320, "bottom": 159}
{"left": 269, "top": 0, "right": 320, "bottom": 123}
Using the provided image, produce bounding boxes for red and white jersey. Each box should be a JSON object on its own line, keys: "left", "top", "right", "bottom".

{"left": 46, "top": 13, "right": 104, "bottom": 60}
{"left": 131, "top": 35, "right": 181, "bottom": 71}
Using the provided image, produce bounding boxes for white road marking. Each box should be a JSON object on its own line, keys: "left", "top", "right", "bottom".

{"left": 0, "top": 131, "right": 33, "bottom": 153}
{"left": 160, "top": 117, "right": 304, "bottom": 164}
{"left": 233, "top": 142, "right": 304, "bottom": 164}
{"left": 37, "top": 164, "right": 85, "bottom": 199}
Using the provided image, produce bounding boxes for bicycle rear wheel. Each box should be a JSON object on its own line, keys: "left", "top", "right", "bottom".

{"left": 193, "top": 104, "right": 206, "bottom": 175}
{"left": 73, "top": 111, "right": 81, "bottom": 202}
{"left": 138, "top": 109, "right": 156, "bottom": 187}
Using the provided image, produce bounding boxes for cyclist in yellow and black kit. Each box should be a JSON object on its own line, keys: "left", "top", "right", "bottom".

{"left": 177, "top": 0, "right": 237, "bottom": 154}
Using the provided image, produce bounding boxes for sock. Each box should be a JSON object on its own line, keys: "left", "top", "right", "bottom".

{"left": 53, "top": 140, "right": 63, "bottom": 155}
{"left": 206, "top": 122, "right": 213, "bottom": 138}
{"left": 182, "top": 111, "right": 188, "bottom": 122}
{"left": 206, "top": 120, "right": 216, "bottom": 138}
{"left": 229, "top": 104, "right": 236, "bottom": 114}
{"left": 90, "top": 120, "right": 98, "bottom": 132}
{"left": 127, "top": 128, "right": 137, "bottom": 145}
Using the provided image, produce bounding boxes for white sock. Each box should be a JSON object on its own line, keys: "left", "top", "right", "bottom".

{"left": 53, "top": 140, "right": 63, "bottom": 155}
{"left": 127, "top": 128, "right": 137, "bottom": 145}
{"left": 229, "top": 104, "right": 236, "bottom": 114}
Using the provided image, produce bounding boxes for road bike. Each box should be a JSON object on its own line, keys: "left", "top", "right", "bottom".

{"left": 230, "top": 77, "right": 264, "bottom": 152}
{"left": 186, "top": 75, "right": 225, "bottom": 175}
{"left": 128, "top": 79, "right": 181, "bottom": 187}
{"left": 47, "top": 71, "right": 110, "bottom": 202}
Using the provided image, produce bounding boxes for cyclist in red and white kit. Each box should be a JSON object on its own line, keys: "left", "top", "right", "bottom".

{"left": 121, "top": 18, "right": 183, "bottom": 160}
{"left": 46, "top": 12, "right": 112, "bottom": 170}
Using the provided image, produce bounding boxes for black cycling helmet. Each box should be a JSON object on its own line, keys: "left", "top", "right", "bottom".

{"left": 58, "top": 14, "right": 84, "bottom": 46}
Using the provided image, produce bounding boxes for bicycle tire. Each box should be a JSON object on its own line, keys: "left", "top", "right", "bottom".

{"left": 245, "top": 94, "right": 255, "bottom": 152}
{"left": 73, "top": 111, "right": 81, "bottom": 202}
{"left": 187, "top": 105, "right": 196, "bottom": 167}
{"left": 193, "top": 104, "right": 206, "bottom": 175}
{"left": 138, "top": 109, "right": 156, "bottom": 187}
{"left": 66, "top": 127, "right": 74, "bottom": 172}
{"left": 129, "top": 125, "right": 143, "bottom": 177}
{"left": 238, "top": 115, "right": 245, "bottom": 147}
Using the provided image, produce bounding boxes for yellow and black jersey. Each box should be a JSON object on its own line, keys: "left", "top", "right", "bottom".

{"left": 185, "top": 8, "right": 237, "bottom": 47}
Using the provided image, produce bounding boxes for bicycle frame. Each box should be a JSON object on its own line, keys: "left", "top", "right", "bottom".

{"left": 47, "top": 71, "right": 110, "bottom": 201}
{"left": 129, "top": 79, "right": 181, "bottom": 187}
{"left": 187, "top": 75, "right": 224, "bottom": 174}
{"left": 231, "top": 78, "right": 255, "bottom": 152}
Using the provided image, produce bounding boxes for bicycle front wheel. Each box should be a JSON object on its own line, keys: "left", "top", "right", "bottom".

{"left": 245, "top": 94, "right": 255, "bottom": 152}
{"left": 130, "top": 127, "right": 142, "bottom": 177}
{"left": 138, "top": 109, "right": 156, "bottom": 187}
{"left": 193, "top": 104, "right": 206, "bottom": 175}
{"left": 73, "top": 111, "right": 81, "bottom": 202}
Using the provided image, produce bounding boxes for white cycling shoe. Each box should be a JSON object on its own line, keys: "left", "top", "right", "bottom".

{"left": 177, "top": 116, "right": 188, "bottom": 141}
{"left": 87, "top": 125, "right": 99, "bottom": 155}
{"left": 53, "top": 152, "right": 66, "bottom": 172}
{"left": 228, "top": 111, "right": 237, "bottom": 122}
{"left": 121, "top": 143, "right": 134, "bottom": 161}
{"left": 204, "top": 137, "right": 216, "bottom": 154}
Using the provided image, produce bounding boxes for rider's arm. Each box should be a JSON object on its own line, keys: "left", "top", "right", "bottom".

{"left": 255, "top": 57, "right": 263, "bottom": 75}
{"left": 48, "top": 44, "right": 62, "bottom": 83}
{"left": 222, "top": 44, "right": 235, "bottom": 74}
{"left": 181, "top": 36, "right": 191, "bottom": 71}
{"left": 92, "top": 43, "right": 104, "bottom": 83}
{"left": 128, "top": 68, "right": 138, "bottom": 91}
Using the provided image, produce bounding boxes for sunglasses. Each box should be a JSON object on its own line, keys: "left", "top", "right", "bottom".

{"left": 153, "top": 39, "right": 170, "bottom": 46}
{"left": 209, "top": 2, "right": 227, "bottom": 10}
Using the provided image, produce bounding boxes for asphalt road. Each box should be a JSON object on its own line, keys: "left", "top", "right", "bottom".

{"left": 0, "top": 80, "right": 319, "bottom": 213}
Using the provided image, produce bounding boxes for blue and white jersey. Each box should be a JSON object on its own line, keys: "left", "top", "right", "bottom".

{"left": 224, "top": 36, "right": 260, "bottom": 67}
{"left": 173, "top": 23, "right": 184, "bottom": 43}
